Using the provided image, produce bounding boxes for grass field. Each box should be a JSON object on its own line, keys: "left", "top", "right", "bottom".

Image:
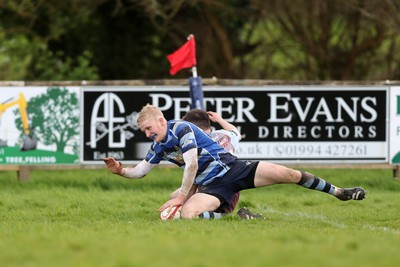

{"left": 0, "top": 166, "right": 399, "bottom": 267}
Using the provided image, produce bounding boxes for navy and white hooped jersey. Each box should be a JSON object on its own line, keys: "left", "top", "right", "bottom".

{"left": 144, "top": 120, "right": 237, "bottom": 185}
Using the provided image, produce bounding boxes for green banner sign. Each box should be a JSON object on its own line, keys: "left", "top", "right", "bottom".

{"left": 397, "top": 95, "right": 400, "bottom": 115}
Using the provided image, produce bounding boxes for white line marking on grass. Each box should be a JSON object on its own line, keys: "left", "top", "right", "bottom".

{"left": 262, "top": 207, "right": 400, "bottom": 235}
{"left": 362, "top": 225, "right": 400, "bottom": 235}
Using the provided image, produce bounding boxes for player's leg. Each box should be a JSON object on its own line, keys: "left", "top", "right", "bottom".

{"left": 181, "top": 193, "right": 221, "bottom": 219}
{"left": 223, "top": 192, "right": 265, "bottom": 219}
{"left": 253, "top": 161, "right": 301, "bottom": 186}
{"left": 224, "top": 192, "right": 240, "bottom": 214}
{"left": 253, "top": 161, "right": 366, "bottom": 200}
{"left": 181, "top": 161, "right": 266, "bottom": 220}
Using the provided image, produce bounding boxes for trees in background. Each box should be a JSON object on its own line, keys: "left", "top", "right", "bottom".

{"left": 1, "top": 0, "right": 400, "bottom": 81}
{"left": 0, "top": 0, "right": 102, "bottom": 81}
{"left": 248, "top": 0, "right": 400, "bottom": 80}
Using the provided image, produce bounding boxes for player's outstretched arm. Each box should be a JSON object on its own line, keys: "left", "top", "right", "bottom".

{"left": 103, "top": 157, "right": 155, "bottom": 179}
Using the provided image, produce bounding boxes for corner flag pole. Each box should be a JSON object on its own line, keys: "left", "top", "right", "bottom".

{"left": 192, "top": 66, "right": 197, "bottom": 77}
{"left": 167, "top": 34, "right": 205, "bottom": 110}
{"left": 188, "top": 35, "right": 205, "bottom": 110}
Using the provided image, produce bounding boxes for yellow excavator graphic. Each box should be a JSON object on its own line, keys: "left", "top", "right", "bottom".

{"left": 0, "top": 93, "right": 37, "bottom": 151}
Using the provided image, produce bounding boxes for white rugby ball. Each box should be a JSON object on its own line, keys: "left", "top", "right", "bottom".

{"left": 160, "top": 205, "right": 182, "bottom": 221}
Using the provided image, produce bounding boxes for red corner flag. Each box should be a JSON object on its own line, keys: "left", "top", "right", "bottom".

{"left": 167, "top": 36, "right": 196, "bottom": 75}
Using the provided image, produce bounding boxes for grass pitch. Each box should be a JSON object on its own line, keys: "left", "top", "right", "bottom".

{"left": 0, "top": 167, "right": 399, "bottom": 267}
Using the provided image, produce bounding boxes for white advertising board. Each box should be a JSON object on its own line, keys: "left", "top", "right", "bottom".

{"left": 82, "top": 86, "right": 388, "bottom": 164}
{"left": 0, "top": 87, "right": 80, "bottom": 164}
{"left": 390, "top": 86, "right": 400, "bottom": 164}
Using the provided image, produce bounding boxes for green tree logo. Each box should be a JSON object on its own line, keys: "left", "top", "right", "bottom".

{"left": 14, "top": 87, "right": 79, "bottom": 153}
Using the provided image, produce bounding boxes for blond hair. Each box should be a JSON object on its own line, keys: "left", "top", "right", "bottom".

{"left": 136, "top": 104, "right": 164, "bottom": 127}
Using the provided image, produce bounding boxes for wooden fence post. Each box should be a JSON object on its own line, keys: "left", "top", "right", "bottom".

{"left": 393, "top": 165, "right": 400, "bottom": 179}
{"left": 17, "top": 166, "right": 30, "bottom": 181}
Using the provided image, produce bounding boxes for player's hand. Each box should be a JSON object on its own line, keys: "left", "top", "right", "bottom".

{"left": 207, "top": 111, "right": 223, "bottom": 123}
{"left": 158, "top": 194, "right": 185, "bottom": 212}
{"left": 103, "top": 157, "right": 123, "bottom": 174}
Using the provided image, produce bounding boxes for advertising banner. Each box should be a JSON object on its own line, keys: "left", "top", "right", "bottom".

{"left": 0, "top": 87, "right": 80, "bottom": 164}
{"left": 82, "top": 86, "right": 388, "bottom": 164}
{"left": 390, "top": 86, "right": 400, "bottom": 164}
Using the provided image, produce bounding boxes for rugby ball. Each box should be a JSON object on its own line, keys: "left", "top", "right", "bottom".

{"left": 160, "top": 205, "right": 182, "bottom": 221}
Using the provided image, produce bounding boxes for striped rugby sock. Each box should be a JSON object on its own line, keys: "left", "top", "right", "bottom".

{"left": 297, "top": 171, "right": 336, "bottom": 195}
{"left": 198, "top": 211, "right": 223, "bottom": 220}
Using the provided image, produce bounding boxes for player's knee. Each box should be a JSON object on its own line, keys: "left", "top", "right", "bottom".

{"left": 287, "top": 168, "right": 301, "bottom": 183}
{"left": 180, "top": 205, "right": 200, "bottom": 219}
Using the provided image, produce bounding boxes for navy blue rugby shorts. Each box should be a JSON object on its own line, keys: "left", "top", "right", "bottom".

{"left": 197, "top": 160, "right": 259, "bottom": 213}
